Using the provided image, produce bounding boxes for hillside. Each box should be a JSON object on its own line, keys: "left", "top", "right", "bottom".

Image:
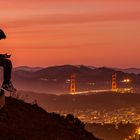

{"left": 15, "top": 91, "right": 140, "bottom": 124}
{"left": 18, "top": 91, "right": 140, "bottom": 112}
{"left": 0, "top": 97, "right": 101, "bottom": 140}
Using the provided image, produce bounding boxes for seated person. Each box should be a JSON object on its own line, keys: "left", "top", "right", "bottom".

{"left": 0, "top": 29, "right": 16, "bottom": 92}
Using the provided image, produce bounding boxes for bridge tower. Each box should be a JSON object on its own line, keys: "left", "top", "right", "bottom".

{"left": 112, "top": 73, "right": 117, "bottom": 91}
{"left": 70, "top": 74, "right": 76, "bottom": 95}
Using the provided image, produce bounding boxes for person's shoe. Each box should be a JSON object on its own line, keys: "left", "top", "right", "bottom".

{"left": 2, "top": 82, "right": 17, "bottom": 92}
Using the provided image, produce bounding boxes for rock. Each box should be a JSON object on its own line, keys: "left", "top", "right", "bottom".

{"left": 0, "top": 89, "right": 5, "bottom": 109}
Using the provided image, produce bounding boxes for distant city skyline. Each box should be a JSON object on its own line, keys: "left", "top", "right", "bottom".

{"left": 0, "top": 0, "right": 140, "bottom": 67}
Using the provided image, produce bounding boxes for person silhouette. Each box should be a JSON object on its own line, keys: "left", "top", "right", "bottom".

{"left": 0, "top": 29, "right": 16, "bottom": 92}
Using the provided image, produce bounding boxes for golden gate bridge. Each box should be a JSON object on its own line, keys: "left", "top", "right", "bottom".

{"left": 69, "top": 73, "right": 133, "bottom": 95}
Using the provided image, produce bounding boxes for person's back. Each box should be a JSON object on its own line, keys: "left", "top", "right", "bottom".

{"left": 0, "top": 29, "right": 6, "bottom": 39}
{"left": 0, "top": 29, "right": 16, "bottom": 92}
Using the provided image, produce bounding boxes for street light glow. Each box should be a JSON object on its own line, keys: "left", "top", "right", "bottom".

{"left": 122, "top": 79, "right": 130, "bottom": 83}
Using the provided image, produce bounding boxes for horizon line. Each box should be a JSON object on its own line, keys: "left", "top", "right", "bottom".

{"left": 13, "top": 65, "right": 140, "bottom": 69}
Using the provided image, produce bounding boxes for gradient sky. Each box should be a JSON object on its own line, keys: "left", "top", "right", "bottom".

{"left": 0, "top": 0, "right": 140, "bottom": 67}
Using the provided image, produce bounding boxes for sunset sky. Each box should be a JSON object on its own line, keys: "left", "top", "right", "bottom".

{"left": 0, "top": 0, "right": 140, "bottom": 67}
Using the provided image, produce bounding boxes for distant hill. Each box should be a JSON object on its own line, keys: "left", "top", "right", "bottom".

{"left": 112, "top": 67, "right": 140, "bottom": 75}
{"left": 122, "top": 68, "right": 140, "bottom": 75}
{"left": 0, "top": 97, "right": 101, "bottom": 140}
{"left": 14, "top": 66, "right": 43, "bottom": 72}
{"left": 10, "top": 65, "right": 140, "bottom": 93}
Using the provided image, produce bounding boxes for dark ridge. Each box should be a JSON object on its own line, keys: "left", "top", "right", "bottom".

{"left": 0, "top": 97, "right": 101, "bottom": 140}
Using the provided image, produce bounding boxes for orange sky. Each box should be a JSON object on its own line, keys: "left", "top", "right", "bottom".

{"left": 0, "top": 0, "right": 140, "bottom": 67}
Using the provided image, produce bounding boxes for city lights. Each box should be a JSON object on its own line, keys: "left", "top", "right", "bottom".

{"left": 136, "top": 128, "right": 140, "bottom": 135}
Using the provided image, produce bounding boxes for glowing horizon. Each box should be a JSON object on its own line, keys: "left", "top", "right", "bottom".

{"left": 0, "top": 0, "right": 140, "bottom": 68}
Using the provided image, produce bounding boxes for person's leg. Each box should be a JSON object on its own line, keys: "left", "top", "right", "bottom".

{"left": 0, "top": 58, "right": 16, "bottom": 92}
{"left": 0, "top": 58, "right": 12, "bottom": 84}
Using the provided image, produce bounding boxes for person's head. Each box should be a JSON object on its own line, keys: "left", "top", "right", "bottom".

{"left": 0, "top": 29, "right": 6, "bottom": 40}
